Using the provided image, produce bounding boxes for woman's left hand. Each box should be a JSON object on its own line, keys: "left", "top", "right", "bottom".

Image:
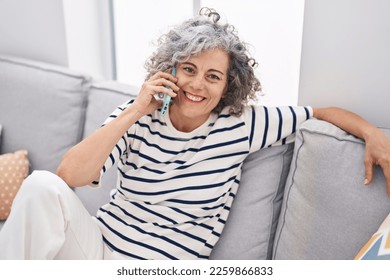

{"left": 363, "top": 128, "right": 390, "bottom": 196}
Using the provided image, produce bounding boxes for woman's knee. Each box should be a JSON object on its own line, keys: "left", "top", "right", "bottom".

{"left": 17, "top": 170, "right": 72, "bottom": 201}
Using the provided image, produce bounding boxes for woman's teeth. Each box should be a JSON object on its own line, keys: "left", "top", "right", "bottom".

{"left": 185, "top": 92, "right": 204, "bottom": 102}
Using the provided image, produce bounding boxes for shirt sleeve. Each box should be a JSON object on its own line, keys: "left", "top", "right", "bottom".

{"left": 244, "top": 105, "right": 313, "bottom": 154}
{"left": 89, "top": 99, "right": 135, "bottom": 188}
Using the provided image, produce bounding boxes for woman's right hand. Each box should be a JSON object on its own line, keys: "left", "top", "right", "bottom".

{"left": 132, "top": 71, "right": 179, "bottom": 116}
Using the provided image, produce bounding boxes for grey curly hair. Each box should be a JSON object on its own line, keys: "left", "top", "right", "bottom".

{"left": 145, "top": 8, "right": 261, "bottom": 116}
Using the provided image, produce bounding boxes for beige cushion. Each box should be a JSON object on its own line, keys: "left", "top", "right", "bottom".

{"left": 0, "top": 150, "right": 29, "bottom": 220}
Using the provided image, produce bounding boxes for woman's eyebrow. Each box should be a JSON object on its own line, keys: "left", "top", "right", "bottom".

{"left": 209, "top": 69, "right": 225, "bottom": 76}
{"left": 182, "top": 62, "right": 197, "bottom": 68}
{"left": 182, "top": 62, "right": 225, "bottom": 75}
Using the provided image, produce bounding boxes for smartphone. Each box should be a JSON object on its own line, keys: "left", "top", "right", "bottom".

{"left": 160, "top": 66, "right": 176, "bottom": 116}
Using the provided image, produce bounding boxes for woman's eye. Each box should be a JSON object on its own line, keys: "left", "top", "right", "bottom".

{"left": 183, "top": 67, "right": 194, "bottom": 73}
{"left": 208, "top": 74, "right": 221, "bottom": 80}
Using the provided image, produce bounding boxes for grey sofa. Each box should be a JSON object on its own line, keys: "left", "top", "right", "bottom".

{"left": 1, "top": 54, "right": 390, "bottom": 259}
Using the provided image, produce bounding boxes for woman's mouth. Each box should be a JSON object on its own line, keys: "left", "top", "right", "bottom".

{"left": 184, "top": 92, "right": 205, "bottom": 103}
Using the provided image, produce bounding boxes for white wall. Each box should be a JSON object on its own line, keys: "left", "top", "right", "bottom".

{"left": 298, "top": 0, "right": 390, "bottom": 127}
{"left": 0, "top": 0, "right": 68, "bottom": 66}
{"left": 62, "top": 0, "right": 114, "bottom": 79}
{"left": 0, "top": 0, "right": 113, "bottom": 79}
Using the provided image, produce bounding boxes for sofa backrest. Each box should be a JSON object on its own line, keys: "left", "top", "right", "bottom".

{"left": 0, "top": 55, "right": 91, "bottom": 172}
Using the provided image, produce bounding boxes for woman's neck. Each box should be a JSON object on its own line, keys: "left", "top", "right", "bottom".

{"left": 169, "top": 107, "right": 210, "bottom": 133}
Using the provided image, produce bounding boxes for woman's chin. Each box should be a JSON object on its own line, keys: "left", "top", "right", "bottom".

{"left": 179, "top": 107, "right": 205, "bottom": 118}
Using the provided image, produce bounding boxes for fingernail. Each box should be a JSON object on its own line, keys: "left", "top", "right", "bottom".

{"left": 364, "top": 178, "right": 369, "bottom": 185}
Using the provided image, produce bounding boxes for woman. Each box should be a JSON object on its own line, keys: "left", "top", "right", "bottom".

{"left": 1, "top": 8, "right": 390, "bottom": 260}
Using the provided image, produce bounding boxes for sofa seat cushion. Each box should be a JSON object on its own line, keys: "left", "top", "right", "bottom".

{"left": 273, "top": 119, "right": 390, "bottom": 259}
{"left": 0, "top": 55, "right": 91, "bottom": 172}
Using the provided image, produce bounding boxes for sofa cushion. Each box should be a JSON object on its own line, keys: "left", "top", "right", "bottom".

{"left": 0, "top": 150, "right": 29, "bottom": 220}
{"left": 0, "top": 55, "right": 91, "bottom": 172}
{"left": 82, "top": 81, "right": 139, "bottom": 138}
{"left": 273, "top": 119, "right": 390, "bottom": 259}
{"left": 75, "top": 81, "right": 138, "bottom": 215}
{"left": 210, "top": 143, "right": 294, "bottom": 260}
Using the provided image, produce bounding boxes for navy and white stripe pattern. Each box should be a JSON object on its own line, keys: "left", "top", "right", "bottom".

{"left": 94, "top": 101, "right": 312, "bottom": 259}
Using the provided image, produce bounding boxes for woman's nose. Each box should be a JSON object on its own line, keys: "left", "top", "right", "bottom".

{"left": 189, "top": 75, "right": 204, "bottom": 91}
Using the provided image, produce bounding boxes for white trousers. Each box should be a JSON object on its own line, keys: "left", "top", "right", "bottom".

{"left": 0, "top": 170, "right": 104, "bottom": 259}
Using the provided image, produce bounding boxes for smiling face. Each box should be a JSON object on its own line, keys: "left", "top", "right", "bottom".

{"left": 169, "top": 49, "right": 230, "bottom": 132}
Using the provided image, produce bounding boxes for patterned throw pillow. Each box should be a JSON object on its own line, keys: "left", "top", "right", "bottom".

{"left": 0, "top": 150, "right": 30, "bottom": 220}
{"left": 355, "top": 213, "right": 390, "bottom": 260}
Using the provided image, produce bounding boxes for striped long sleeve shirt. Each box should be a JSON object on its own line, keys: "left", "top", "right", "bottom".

{"left": 94, "top": 101, "right": 312, "bottom": 259}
